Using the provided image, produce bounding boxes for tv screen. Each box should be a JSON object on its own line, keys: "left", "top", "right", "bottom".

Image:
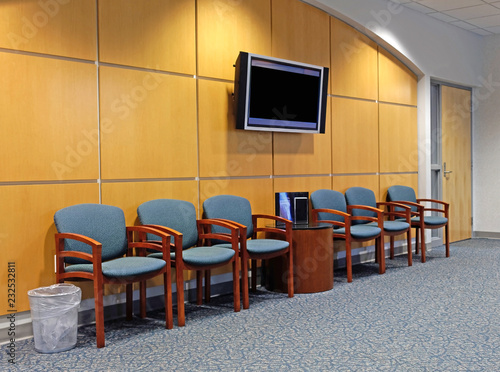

{"left": 234, "top": 52, "right": 329, "bottom": 134}
{"left": 275, "top": 191, "right": 309, "bottom": 225}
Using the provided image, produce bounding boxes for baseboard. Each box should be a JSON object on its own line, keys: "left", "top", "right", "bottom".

{"left": 473, "top": 231, "right": 500, "bottom": 239}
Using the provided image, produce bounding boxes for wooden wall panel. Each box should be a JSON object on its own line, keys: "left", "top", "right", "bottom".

{"left": 333, "top": 174, "right": 380, "bottom": 200}
{"left": 199, "top": 178, "right": 274, "bottom": 216}
{"left": 198, "top": 79, "right": 273, "bottom": 177}
{"left": 98, "top": 0, "right": 196, "bottom": 74}
{"left": 0, "top": 183, "right": 98, "bottom": 312}
{"left": 331, "top": 17, "right": 378, "bottom": 100}
{"left": 0, "top": 0, "right": 96, "bottom": 60}
{"left": 99, "top": 66, "right": 198, "bottom": 180}
{"left": 379, "top": 104, "right": 418, "bottom": 173}
{"left": 197, "top": 0, "right": 271, "bottom": 80}
{"left": 273, "top": 103, "right": 332, "bottom": 175}
{"left": 331, "top": 97, "right": 379, "bottom": 174}
{"left": 0, "top": 53, "right": 98, "bottom": 182}
{"left": 378, "top": 48, "right": 417, "bottom": 106}
{"left": 271, "top": 0, "right": 330, "bottom": 68}
{"left": 379, "top": 173, "right": 418, "bottom": 201}
{"left": 102, "top": 180, "right": 199, "bottom": 225}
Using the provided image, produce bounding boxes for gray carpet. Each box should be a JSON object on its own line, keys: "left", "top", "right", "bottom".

{"left": 2, "top": 239, "right": 500, "bottom": 371}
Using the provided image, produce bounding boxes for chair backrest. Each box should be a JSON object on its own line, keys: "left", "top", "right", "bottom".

{"left": 54, "top": 203, "right": 127, "bottom": 264}
{"left": 310, "top": 189, "right": 347, "bottom": 224}
{"left": 137, "top": 199, "right": 198, "bottom": 249}
{"left": 203, "top": 195, "right": 253, "bottom": 239}
{"left": 387, "top": 185, "right": 418, "bottom": 213}
{"left": 344, "top": 187, "right": 377, "bottom": 225}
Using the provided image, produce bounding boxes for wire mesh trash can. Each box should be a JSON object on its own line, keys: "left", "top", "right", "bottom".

{"left": 28, "top": 283, "right": 81, "bottom": 353}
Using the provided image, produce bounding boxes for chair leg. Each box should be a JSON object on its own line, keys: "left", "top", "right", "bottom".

{"left": 346, "top": 240, "right": 353, "bottom": 283}
{"left": 378, "top": 236, "right": 385, "bottom": 274}
{"left": 445, "top": 224, "right": 450, "bottom": 257}
{"left": 176, "top": 265, "right": 186, "bottom": 327}
{"left": 420, "top": 225, "right": 426, "bottom": 263}
{"left": 232, "top": 260, "right": 241, "bottom": 312}
{"left": 94, "top": 280, "right": 105, "bottom": 348}
{"left": 415, "top": 228, "right": 420, "bottom": 255}
{"left": 196, "top": 270, "right": 203, "bottom": 305}
{"left": 205, "top": 270, "right": 211, "bottom": 303}
{"left": 251, "top": 259, "right": 257, "bottom": 292}
{"left": 139, "top": 281, "right": 147, "bottom": 318}
{"left": 126, "top": 283, "right": 133, "bottom": 321}
{"left": 407, "top": 231, "right": 412, "bottom": 266}
{"left": 390, "top": 236, "right": 395, "bottom": 260}
{"left": 164, "top": 269, "right": 173, "bottom": 330}
{"left": 241, "top": 257, "right": 249, "bottom": 310}
{"left": 287, "top": 251, "right": 294, "bottom": 298}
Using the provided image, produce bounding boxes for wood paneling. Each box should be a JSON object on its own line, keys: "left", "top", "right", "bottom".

{"left": 378, "top": 47, "right": 418, "bottom": 106}
{"left": 197, "top": 0, "right": 271, "bottom": 80}
{"left": 271, "top": 0, "right": 330, "bottom": 68}
{"left": 379, "top": 173, "right": 418, "bottom": 202}
{"left": 198, "top": 79, "right": 273, "bottom": 178}
{"left": 0, "top": 183, "right": 98, "bottom": 312}
{"left": 379, "top": 104, "right": 418, "bottom": 173}
{"left": 99, "top": 66, "right": 198, "bottom": 180}
{"left": 101, "top": 180, "right": 199, "bottom": 225}
{"left": 331, "top": 97, "right": 379, "bottom": 174}
{"left": 274, "top": 176, "right": 332, "bottom": 195}
{"left": 0, "top": 0, "right": 96, "bottom": 60}
{"left": 200, "top": 178, "right": 274, "bottom": 216}
{"left": 333, "top": 174, "right": 380, "bottom": 200}
{"left": 273, "top": 102, "right": 332, "bottom": 175}
{"left": 98, "top": 0, "right": 195, "bottom": 74}
{"left": 331, "top": 18, "right": 378, "bottom": 100}
{"left": 0, "top": 53, "right": 98, "bottom": 182}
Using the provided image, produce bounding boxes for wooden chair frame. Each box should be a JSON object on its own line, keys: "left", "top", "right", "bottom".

{"left": 55, "top": 225, "right": 172, "bottom": 348}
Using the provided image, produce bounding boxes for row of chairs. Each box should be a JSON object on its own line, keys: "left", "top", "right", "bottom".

{"left": 310, "top": 185, "right": 450, "bottom": 283}
{"left": 53, "top": 195, "right": 294, "bottom": 348}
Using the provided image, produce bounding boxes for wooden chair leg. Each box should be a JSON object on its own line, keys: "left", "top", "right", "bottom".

{"left": 164, "top": 270, "right": 173, "bottom": 330}
{"left": 287, "top": 251, "right": 294, "bottom": 298}
{"left": 346, "top": 240, "right": 353, "bottom": 283}
{"left": 232, "top": 260, "right": 241, "bottom": 312}
{"left": 176, "top": 265, "right": 186, "bottom": 327}
{"left": 94, "top": 280, "right": 105, "bottom": 348}
{"left": 139, "top": 281, "right": 147, "bottom": 318}
{"left": 415, "top": 228, "right": 420, "bottom": 255}
{"left": 390, "top": 236, "right": 395, "bottom": 260}
{"left": 196, "top": 270, "right": 203, "bottom": 305}
{"left": 241, "top": 257, "right": 249, "bottom": 310}
{"left": 205, "top": 270, "right": 211, "bottom": 303}
{"left": 445, "top": 224, "right": 450, "bottom": 257}
{"left": 420, "top": 225, "right": 426, "bottom": 263}
{"left": 126, "top": 283, "right": 133, "bottom": 321}
{"left": 407, "top": 231, "right": 412, "bottom": 266}
{"left": 251, "top": 259, "right": 257, "bottom": 292}
{"left": 378, "top": 236, "right": 386, "bottom": 274}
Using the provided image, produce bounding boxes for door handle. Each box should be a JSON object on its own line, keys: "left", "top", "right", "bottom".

{"left": 443, "top": 162, "right": 453, "bottom": 176}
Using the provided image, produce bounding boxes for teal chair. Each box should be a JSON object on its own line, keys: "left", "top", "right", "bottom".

{"left": 54, "top": 203, "right": 172, "bottom": 348}
{"left": 344, "top": 187, "right": 413, "bottom": 267}
{"left": 387, "top": 185, "right": 449, "bottom": 263}
{"left": 202, "top": 195, "right": 293, "bottom": 309}
{"left": 311, "top": 189, "right": 384, "bottom": 282}
{"left": 137, "top": 199, "right": 241, "bottom": 326}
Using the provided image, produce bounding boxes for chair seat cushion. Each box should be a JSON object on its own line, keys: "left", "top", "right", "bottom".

{"left": 216, "top": 239, "right": 290, "bottom": 255}
{"left": 65, "top": 257, "right": 166, "bottom": 278}
{"left": 150, "top": 247, "right": 235, "bottom": 267}
{"left": 412, "top": 216, "right": 448, "bottom": 226}
{"left": 336, "top": 225, "right": 381, "bottom": 239}
{"left": 367, "top": 220, "right": 410, "bottom": 232}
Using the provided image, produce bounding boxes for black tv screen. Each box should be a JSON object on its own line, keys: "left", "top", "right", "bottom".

{"left": 234, "top": 52, "right": 329, "bottom": 134}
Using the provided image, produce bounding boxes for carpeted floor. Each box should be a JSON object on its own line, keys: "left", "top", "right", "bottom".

{"left": 2, "top": 239, "right": 500, "bottom": 371}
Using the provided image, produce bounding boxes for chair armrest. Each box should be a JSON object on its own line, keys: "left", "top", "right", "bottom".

{"left": 197, "top": 219, "right": 240, "bottom": 253}
{"left": 311, "top": 208, "right": 349, "bottom": 228}
{"left": 251, "top": 213, "right": 292, "bottom": 242}
{"left": 346, "top": 205, "right": 384, "bottom": 227}
{"left": 126, "top": 226, "right": 171, "bottom": 262}
{"left": 416, "top": 198, "right": 450, "bottom": 217}
{"left": 377, "top": 201, "right": 411, "bottom": 222}
{"left": 55, "top": 233, "right": 102, "bottom": 280}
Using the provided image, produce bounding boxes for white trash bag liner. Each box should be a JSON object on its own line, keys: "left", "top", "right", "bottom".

{"left": 28, "top": 283, "right": 81, "bottom": 353}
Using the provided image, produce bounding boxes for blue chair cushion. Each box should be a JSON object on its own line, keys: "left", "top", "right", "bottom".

{"left": 149, "top": 247, "right": 235, "bottom": 266}
{"left": 336, "top": 225, "right": 381, "bottom": 239}
{"left": 367, "top": 220, "right": 410, "bottom": 232}
{"left": 413, "top": 216, "right": 448, "bottom": 226}
{"left": 64, "top": 257, "right": 166, "bottom": 278}
{"left": 216, "top": 239, "right": 290, "bottom": 255}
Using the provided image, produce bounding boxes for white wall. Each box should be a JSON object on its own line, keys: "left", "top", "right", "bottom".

{"left": 473, "top": 35, "right": 500, "bottom": 236}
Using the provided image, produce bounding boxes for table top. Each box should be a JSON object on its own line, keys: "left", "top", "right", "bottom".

{"left": 272, "top": 222, "right": 333, "bottom": 230}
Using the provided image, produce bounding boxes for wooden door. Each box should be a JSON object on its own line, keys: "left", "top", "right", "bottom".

{"left": 441, "top": 85, "right": 472, "bottom": 242}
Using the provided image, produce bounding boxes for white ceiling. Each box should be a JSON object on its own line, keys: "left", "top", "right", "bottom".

{"left": 392, "top": 0, "right": 500, "bottom": 35}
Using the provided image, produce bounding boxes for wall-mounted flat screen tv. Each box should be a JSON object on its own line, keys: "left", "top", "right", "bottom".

{"left": 234, "top": 52, "right": 329, "bottom": 134}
